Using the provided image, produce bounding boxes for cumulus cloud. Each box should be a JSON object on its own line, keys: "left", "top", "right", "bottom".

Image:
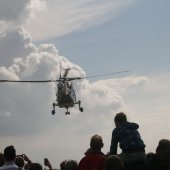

{"left": 24, "top": 0, "right": 135, "bottom": 40}
{"left": 0, "top": 0, "right": 45, "bottom": 24}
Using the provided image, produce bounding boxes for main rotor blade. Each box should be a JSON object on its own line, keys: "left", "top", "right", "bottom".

{"left": 0, "top": 71, "right": 129, "bottom": 83}
{"left": 85, "top": 70, "right": 129, "bottom": 79}
{"left": 65, "top": 70, "right": 129, "bottom": 81}
{"left": 0, "top": 80, "right": 59, "bottom": 83}
{"left": 63, "top": 68, "right": 70, "bottom": 78}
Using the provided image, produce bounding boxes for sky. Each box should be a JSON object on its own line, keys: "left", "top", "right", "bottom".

{"left": 0, "top": 0, "right": 170, "bottom": 169}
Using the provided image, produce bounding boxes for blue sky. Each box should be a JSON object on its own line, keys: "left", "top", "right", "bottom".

{"left": 40, "top": 0, "right": 170, "bottom": 75}
{"left": 0, "top": 0, "right": 170, "bottom": 168}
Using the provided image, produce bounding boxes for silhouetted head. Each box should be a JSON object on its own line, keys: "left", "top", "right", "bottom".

{"left": 0, "top": 152, "right": 5, "bottom": 167}
{"left": 65, "top": 160, "right": 78, "bottom": 170}
{"left": 15, "top": 156, "right": 25, "bottom": 168}
{"left": 60, "top": 160, "right": 67, "bottom": 170}
{"left": 114, "top": 112, "right": 127, "bottom": 127}
{"left": 4, "top": 145, "right": 16, "bottom": 162}
{"left": 105, "top": 155, "right": 124, "bottom": 170}
{"left": 90, "top": 134, "right": 104, "bottom": 151}
{"left": 28, "top": 163, "right": 42, "bottom": 170}
{"left": 156, "top": 139, "right": 170, "bottom": 160}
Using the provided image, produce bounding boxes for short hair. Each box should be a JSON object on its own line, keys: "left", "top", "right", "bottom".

{"left": 114, "top": 112, "right": 127, "bottom": 123}
{"left": 90, "top": 134, "right": 103, "bottom": 150}
{"left": 105, "top": 155, "right": 124, "bottom": 170}
{"left": 15, "top": 156, "right": 25, "bottom": 167}
{"left": 65, "top": 160, "right": 78, "bottom": 170}
{"left": 29, "top": 163, "right": 43, "bottom": 170}
{"left": 60, "top": 160, "right": 67, "bottom": 170}
{"left": 156, "top": 139, "right": 170, "bottom": 155}
{"left": 4, "top": 145, "right": 16, "bottom": 161}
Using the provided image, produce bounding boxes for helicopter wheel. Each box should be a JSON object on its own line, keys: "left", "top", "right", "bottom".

{"left": 52, "top": 110, "right": 55, "bottom": 115}
{"left": 65, "top": 111, "right": 70, "bottom": 115}
{"left": 79, "top": 107, "right": 83, "bottom": 112}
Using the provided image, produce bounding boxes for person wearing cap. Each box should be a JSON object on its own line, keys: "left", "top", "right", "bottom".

{"left": 0, "top": 145, "right": 18, "bottom": 170}
{"left": 78, "top": 134, "right": 105, "bottom": 170}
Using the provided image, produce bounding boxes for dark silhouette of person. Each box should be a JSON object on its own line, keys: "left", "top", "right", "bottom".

{"left": 0, "top": 153, "right": 5, "bottom": 167}
{"left": 147, "top": 139, "right": 170, "bottom": 170}
{"left": 105, "top": 155, "right": 124, "bottom": 170}
{"left": 15, "top": 155, "right": 24, "bottom": 169}
{"left": 60, "top": 160, "right": 67, "bottom": 170}
{"left": 0, "top": 145, "right": 18, "bottom": 170}
{"left": 28, "top": 163, "right": 42, "bottom": 170}
{"left": 110, "top": 112, "right": 146, "bottom": 169}
{"left": 65, "top": 160, "right": 78, "bottom": 170}
{"left": 78, "top": 134, "right": 105, "bottom": 170}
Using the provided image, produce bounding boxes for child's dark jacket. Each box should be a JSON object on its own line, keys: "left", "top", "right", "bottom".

{"left": 110, "top": 122, "right": 145, "bottom": 155}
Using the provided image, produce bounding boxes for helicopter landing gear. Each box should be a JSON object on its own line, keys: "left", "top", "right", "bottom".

{"left": 77, "top": 100, "right": 83, "bottom": 112}
{"left": 52, "top": 109, "right": 55, "bottom": 115}
{"left": 52, "top": 103, "right": 56, "bottom": 115}
{"left": 79, "top": 107, "right": 83, "bottom": 112}
{"left": 65, "top": 107, "right": 70, "bottom": 115}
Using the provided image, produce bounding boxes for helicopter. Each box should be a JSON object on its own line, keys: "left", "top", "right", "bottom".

{"left": 0, "top": 69, "right": 129, "bottom": 115}
{"left": 52, "top": 68, "right": 83, "bottom": 115}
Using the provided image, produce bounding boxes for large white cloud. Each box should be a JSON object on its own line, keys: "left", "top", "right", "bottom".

{"left": 0, "top": 0, "right": 45, "bottom": 24}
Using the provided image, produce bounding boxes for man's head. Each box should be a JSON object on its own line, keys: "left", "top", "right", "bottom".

{"left": 29, "top": 163, "right": 42, "bottom": 170}
{"left": 4, "top": 145, "right": 16, "bottom": 162}
{"left": 65, "top": 160, "right": 78, "bottom": 170}
{"left": 114, "top": 112, "right": 127, "bottom": 127}
{"left": 15, "top": 156, "right": 25, "bottom": 168}
{"left": 156, "top": 139, "right": 170, "bottom": 160}
{"left": 105, "top": 155, "right": 124, "bottom": 170}
{"left": 90, "top": 134, "right": 104, "bottom": 151}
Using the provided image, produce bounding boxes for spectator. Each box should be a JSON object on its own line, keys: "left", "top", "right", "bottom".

{"left": 15, "top": 155, "right": 24, "bottom": 169}
{"left": 110, "top": 112, "right": 146, "bottom": 169}
{"left": 65, "top": 160, "right": 78, "bottom": 170}
{"left": 105, "top": 155, "right": 124, "bottom": 170}
{"left": 60, "top": 160, "right": 67, "bottom": 170}
{"left": 147, "top": 139, "right": 170, "bottom": 170}
{"left": 78, "top": 134, "right": 105, "bottom": 170}
{"left": 22, "top": 154, "right": 32, "bottom": 170}
{"left": 44, "top": 158, "right": 52, "bottom": 170}
{"left": 0, "top": 145, "right": 18, "bottom": 170}
{"left": 28, "top": 163, "right": 42, "bottom": 170}
{"left": 0, "top": 153, "right": 5, "bottom": 167}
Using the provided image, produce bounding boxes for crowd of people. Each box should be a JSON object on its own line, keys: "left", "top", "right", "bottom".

{"left": 0, "top": 112, "right": 170, "bottom": 170}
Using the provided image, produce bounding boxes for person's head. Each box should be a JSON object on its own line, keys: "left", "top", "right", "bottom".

{"left": 114, "top": 112, "right": 127, "bottom": 127}
{"left": 156, "top": 139, "right": 170, "bottom": 160}
{"left": 60, "top": 160, "right": 67, "bottom": 170}
{"left": 65, "top": 160, "right": 78, "bottom": 170}
{"left": 90, "top": 134, "right": 104, "bottom": 151}
{"left": 15, "top": 156, "right": 25, "bottom": 168}
{"left": 105, "top": 155, "right": 124, "bottom": 170}
{"left": 4, "top": 145, "right": 16, "bottom": 162}
{"left": 28, "top": 163, "right": 42, "bottom": 170}
{"left": 0, "top": 152, "right": 5, "bottom": 167}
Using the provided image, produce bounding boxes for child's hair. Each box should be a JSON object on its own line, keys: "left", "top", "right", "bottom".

{"left": 114, "top": 112, "right": 127, "bottom": 123}
{"left": 105, "top": 155, "right": 124, "bottom": 170}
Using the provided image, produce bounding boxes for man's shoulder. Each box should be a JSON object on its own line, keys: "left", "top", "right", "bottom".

{"left": 0, "top": 164, "right": 19, "bottom": 170}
